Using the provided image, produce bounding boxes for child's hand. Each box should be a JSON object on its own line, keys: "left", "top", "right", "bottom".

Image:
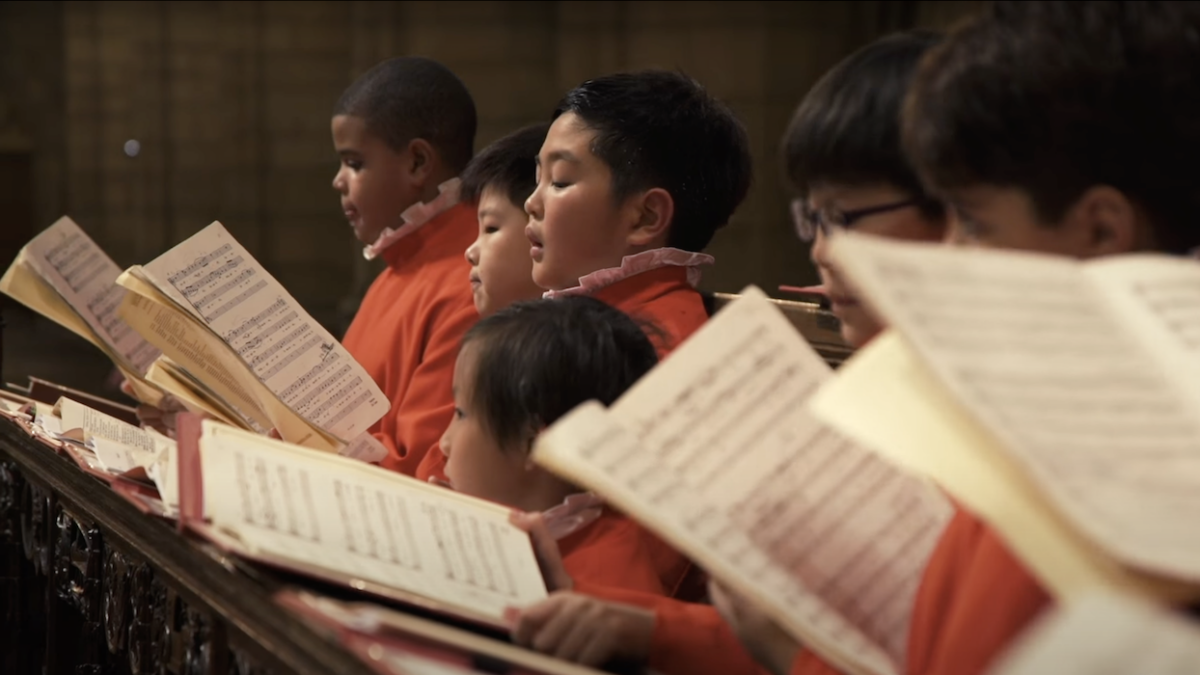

{"left": 709, "top": 580, "right": 802, "bottom": 675}
{"left": 509, "top": 510, "right": 573, "bottom": 591}
{"left": 506, "top": 592, "right": 655, "bottom": 667}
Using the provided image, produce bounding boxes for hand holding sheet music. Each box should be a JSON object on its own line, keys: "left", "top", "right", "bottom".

{"left": 534, "top": 287, "right": 952, "bottom": 675}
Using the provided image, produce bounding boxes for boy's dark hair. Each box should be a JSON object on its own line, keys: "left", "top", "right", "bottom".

{"left": 553, "top": 71, "right": 753, "bottom": 252}
{"left": 459, "top": 122, "right": 550, "bottom": 206}
{"left": 335, "top": 56, "right": 477, "bottom": 173}
{"left": 783, "top": 30, "right": 944, "bottom": 217}
{"left": 905, "top": 1, "right": 1200, "bottom": 254}
{"left": 462, "top": 296, "right": 658, "bottom": 450}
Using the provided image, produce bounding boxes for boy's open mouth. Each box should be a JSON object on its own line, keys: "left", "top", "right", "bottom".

{"left": 525, "top": 225, "right": 544, "bottom": 261}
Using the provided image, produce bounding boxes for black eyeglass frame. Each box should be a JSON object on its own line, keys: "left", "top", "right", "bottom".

{"left": 790, "top": 198, "right": 930, "bottom": 242}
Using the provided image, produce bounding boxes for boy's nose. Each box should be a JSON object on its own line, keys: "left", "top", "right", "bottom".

{"left": 525, "top": 187, "right": 543, "bottom": 219}
{"left": 809, "top": 228, "right": 831, "bottom": 267}
{"left": 465, "top": 240, "right": 480, "bottom": 265}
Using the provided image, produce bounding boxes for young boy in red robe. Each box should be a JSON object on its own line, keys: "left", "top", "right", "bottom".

{"left": 459, "top": 123, "right": 549, "bottom": 319}
{"left": 419, "top": 71, "right": 751, "bottom": 516}
{"left": 439, "top": 296, "right": 676, "bottom": 601}
{"left": 525, "top": 69, "right": 753, "bottom": 356}
{"left": 504, "top": 31, "right": 948, "bottom": 675}
{"left": 331, "top": 56, "right": 480, "bottom": 475}
{"left": 723, "top": 3, "right": 1200, "bottom": 675}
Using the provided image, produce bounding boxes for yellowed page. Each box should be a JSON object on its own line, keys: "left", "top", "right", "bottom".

{"left": 118, "top": 289, "right": 273, "bottom": 433}
{"left": 199, "top": 421, "right": 547, "bottom": 623}
{"left": 827, "top": 234, "right": 1200, "bottom": 583}
{"left": 16, "top": 217, "right": 160, "bottom": 373}
{"left": 2, "top": 253, "right": 106, "bottom": 350}
{"left": 809, "top": 333, "right": 1194, "bottom": 603}
{"left": 139, "top": 223, "right": 388, "bottom": 441}
{"left": 145, "top": 358, "right": 255, "bottom": 431}
{"left": 987, "top": 593, "right": 1200, "bottom": 675}
{"left": 536, "top": 287, "right": 952, "bottom": 675}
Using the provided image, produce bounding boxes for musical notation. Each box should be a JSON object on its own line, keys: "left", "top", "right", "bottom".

{"left": 204, "top": 425, "right": 546, "bottom": 621}
{"left": 827, "top": 235, "right": 1200, "bottom": 582}
{"left": 142, "top": 223, "right": 387, "bottom": 440}
{"left": 24, "top": 218, "right": 161, "bottom": 374}
{"left": 540, "top": 288, "right": 951, "bottom": 675}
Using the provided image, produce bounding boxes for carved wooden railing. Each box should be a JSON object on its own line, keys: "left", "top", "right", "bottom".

{"left": 0, "top": 418, "right": 381, "bottom": 675}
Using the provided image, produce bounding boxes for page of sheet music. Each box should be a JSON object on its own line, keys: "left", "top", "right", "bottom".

{"left": 536, "top": 288, "right": 952, "bottom": 675}
{"left": 988, "top": 593, "right": 1200, "bottom": 675}
{"left": 121, "top": 294, "right": 271, "bottom": 433}
{"left": 90, "top": 436, "right": 157, "bottom": 474}
{"left": 1086, "top": 255, "right": 1200, "bottom": 406}
{"left": 59, "top": 397, "right": 157, "bottom": 453}
{"left": 827, "top": 234, "right": 1200, "bottom": 582}
{"left": 22, "top": 217, "right": 161, "bottom": 374}
{"left": 199, "top": 423, "right": 547, "bottom": 621}
{"left": 142, "top": 223, "right": 387, "bottom": 440}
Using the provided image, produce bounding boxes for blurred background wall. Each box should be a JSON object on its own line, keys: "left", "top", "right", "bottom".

{"left": 0, "top": 0, "right": 980, "bottom": 395}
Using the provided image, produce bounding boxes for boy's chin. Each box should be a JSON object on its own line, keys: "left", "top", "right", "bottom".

{"left": 531, "top": 263, "right": 569, "bottom": 293}
{"left": 351, "top": 222, "right": 385, "bottom": 246}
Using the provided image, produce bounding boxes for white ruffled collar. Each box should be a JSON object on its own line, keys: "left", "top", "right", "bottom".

{"left": 541, "top": 491, "right": 606, "bottom": 540}
{"left": 362, "top": 178, "right": 463, "bottom": 261}
{"left": 543, "top": 248, "right": 713, "bottom": 299}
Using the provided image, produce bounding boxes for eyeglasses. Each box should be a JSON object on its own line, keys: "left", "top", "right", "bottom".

{"left": 790, "top": 198, "right": 926, "bottom": 242}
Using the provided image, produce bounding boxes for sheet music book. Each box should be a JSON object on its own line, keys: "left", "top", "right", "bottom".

{"left": 531, "top": 287, "right": 953, "bottom": 675}
{"left": 115, "top": 222, "right": 389, "bottom": 452}
{"left": 0, "top": 217, "right": 165, "bottom": 405}
{"left": 810, "top": 233, "right": 1200, "bottom": 595}
{"left": 56, "top": 396, "right": 178, "bottom": 503}
{"left": 986, "top": 593, "right": 1200, "bottom": 675}
{"left": 177, "top": 417, "right": 548, "bottom": 628}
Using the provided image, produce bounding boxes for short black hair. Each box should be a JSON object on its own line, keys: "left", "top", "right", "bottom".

{"left": 459, "top": 122, "right": 550, "bottom": 207}
{"left": 335, "top": 56, "right": 477, "bottom": 173}
{"left": 905, "top": 1, "right": 1200, "bottom": 254}
{"left": 783, "top": 29, "right": 944, "bottom": 217}
{"left": 553, "top": 71, "right": 753, "bottom": 252}
{"left": 462, "top": 296, "right": 658, "bottom": 450}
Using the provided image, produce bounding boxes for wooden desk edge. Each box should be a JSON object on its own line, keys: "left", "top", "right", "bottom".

{"left": 0, "top": 420, "right": 378, "bottom": 675}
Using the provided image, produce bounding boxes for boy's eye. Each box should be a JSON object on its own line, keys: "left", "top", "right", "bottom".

{"left": 483, "top": 226, "right": 499, "bottom": 234}
{"left": 344, "top": 159, "right": 363, "bottom": 171}
{"left": 551, "top": 181, "right": 570, "bottom": 190}
{"left": 453, "top": 407, "right": 465, "bottom": 419}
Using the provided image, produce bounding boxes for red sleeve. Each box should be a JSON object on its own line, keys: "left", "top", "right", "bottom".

{"left": 575, "top": 584, "right": 765, "bottom": 675}
{"left": 378, "top": 299, "right": 477, "bottom": 476}
{"left": 906, "top": 509, "right": 1053, "bottom": 675}
{"left": 561, "top": 516, "right": 668, "bottom": 597}
{"left": 788, "top": 651, "right": 845, "bottom": 675}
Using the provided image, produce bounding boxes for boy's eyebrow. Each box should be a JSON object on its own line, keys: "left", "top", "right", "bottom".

{"left": 534, "top": 150, "right": 579, "bottom": 166}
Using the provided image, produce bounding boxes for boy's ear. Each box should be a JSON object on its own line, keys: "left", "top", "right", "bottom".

{"left": 1065, "top": 185, "right": 1139, "bottom": 257}
{"left": 405, "top": 138, "right": 437, "bottom": 183}
{"left": 624, "top": 187, "right": 675, "bottom": 248}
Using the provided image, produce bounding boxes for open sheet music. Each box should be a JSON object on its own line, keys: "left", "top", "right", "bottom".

{"left": 0, "top": 217, "right": 163, "bottom": 402}
{"left": 819, "top": 233, "right": 1200, "bottom": 587}
{"left": 987, "top": 593, "right": 1200, "bottom": 675}
{"left": 533, "top": 287, "right": 952, "bottom": 675}
{"left": 115, "top": 222, "right": 388, "bottom": 450}
{"left": 181, "top": 420, "right": 548, "bottom": 627}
